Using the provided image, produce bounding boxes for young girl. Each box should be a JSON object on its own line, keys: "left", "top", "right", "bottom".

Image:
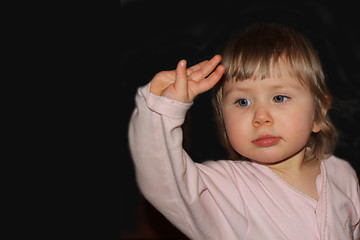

{"left": 129, "top": 24, "right": 359, "bottom": 239}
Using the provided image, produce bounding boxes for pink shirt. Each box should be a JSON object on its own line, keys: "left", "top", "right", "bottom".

{"left": 128, "top": 84, "right": 360, "bottom": 239}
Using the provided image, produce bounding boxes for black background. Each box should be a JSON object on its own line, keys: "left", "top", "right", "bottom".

{"left": 121, "top": 0, "right": 360, "bottom": 238}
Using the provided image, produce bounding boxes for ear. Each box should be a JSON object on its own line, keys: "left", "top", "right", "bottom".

{"left": 312, "top": 98, "right": 330, "bottom": 133}
{"left": 312, "top": 122, "right": 321, "bottom": 133}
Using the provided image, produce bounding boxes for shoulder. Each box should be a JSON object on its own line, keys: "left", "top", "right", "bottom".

{"left": 323, "top": 155, "right": 360, "bottom": 232}
{"left": 324, "top": 155, "right": 357, "bottom": 175}
{"left": 323, "top": 155, "right": 359, "bottom": 186}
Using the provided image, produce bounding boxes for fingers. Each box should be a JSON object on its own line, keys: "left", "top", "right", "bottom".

{"left": 190, "top": 55, "right": 222, "bottom": 81}
{"left": 186, "top": 60, "right": 208, "bottom": 75}
{"left": 193, "top": 64, "right": 225, "bottom": 95}
{"left": 172, "top": 55, "right": 224, "bottom": 102}
{"left": 208, "top": 64, "right": 225, "bottom": 87}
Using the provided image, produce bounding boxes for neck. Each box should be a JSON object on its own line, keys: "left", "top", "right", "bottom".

{"left": 266, "top": 148, "right": 307, "bottom": 173}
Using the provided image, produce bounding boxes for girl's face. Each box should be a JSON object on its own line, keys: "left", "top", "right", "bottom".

{"left": 221, "top": 61, "right": 320, "bottom": 164}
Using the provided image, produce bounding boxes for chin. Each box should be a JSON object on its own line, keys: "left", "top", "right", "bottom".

{"left": 241, "top": 150, "right": 297, "bottom": 165}
{"left": 250, "top": 157, "right": 288, "bottom": 165}
{"left": 233, "top": 142, "right": 307, "bottom": 164}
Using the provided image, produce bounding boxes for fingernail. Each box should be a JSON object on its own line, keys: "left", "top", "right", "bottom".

{"left": 181, "top": 60, "right": 186, "bottom": 67}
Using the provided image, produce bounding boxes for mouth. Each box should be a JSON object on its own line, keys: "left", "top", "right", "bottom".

{"left": 252, "top": 135, "right": 281, "bottom": 147}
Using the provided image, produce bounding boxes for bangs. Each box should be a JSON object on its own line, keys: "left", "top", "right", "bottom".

{"left": 221, "top": 24, "right": 319, "bottom": 86}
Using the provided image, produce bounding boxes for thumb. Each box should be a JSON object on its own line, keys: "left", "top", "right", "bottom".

{"left": 175, "top": 60, "right": 188, "bottom": 94}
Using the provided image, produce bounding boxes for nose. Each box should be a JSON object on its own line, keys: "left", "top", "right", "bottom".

{"left": 252, "top": 106, "right": 274, "bottom": 128}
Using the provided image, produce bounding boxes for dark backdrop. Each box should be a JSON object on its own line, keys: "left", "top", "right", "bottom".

{"left": 121, "top": 0, "right": 360, "bottom": 238}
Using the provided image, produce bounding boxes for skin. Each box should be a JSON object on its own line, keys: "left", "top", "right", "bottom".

{"left": 221, "top": 60, "right": 320, "bottom": 166}
{"left": 150, "top": 56, "right": 323, "bottom": 200}
{"left": 150, "top": 55, "right": 225, "bottom": 103}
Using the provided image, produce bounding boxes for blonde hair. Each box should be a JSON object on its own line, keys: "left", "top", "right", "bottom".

{"left": 212, "top": 23, "right": 338, "bottom": 162}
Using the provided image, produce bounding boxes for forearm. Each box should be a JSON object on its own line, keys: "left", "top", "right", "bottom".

{"left": 128, "top": 83, "right": 205, "bottom": 232}
{"left": 129, "top": 83, "right": 191, "bottom": 189}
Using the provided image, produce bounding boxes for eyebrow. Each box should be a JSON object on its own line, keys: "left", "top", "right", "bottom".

{"left": 224, "top": 87, "right": 250, "bottom": 96}
{"left": 224, "top": 84, "right": 302, "bottom": 96}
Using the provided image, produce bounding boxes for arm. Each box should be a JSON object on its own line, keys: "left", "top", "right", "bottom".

{"left": 128, "top": 56, "right": 224, "bottom": 238}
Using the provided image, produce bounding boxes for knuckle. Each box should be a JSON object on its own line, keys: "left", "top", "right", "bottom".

{"left": 155, "top": 71, "right": 166, "bottom": 79}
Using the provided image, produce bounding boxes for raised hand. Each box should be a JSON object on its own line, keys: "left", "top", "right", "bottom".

{"left": 150, "top": 55, "right": 225, "bottom": 103}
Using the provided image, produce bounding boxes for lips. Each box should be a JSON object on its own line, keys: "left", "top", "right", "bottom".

{"left": 252, "top": 135, "right": 281, "bottom": 147}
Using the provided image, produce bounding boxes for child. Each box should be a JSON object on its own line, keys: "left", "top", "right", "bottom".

{"left": 128, "top": 24, "right": 359, "bottom": 239}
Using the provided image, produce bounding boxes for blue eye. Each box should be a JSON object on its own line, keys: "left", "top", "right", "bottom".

{"left": 236, "top": 99, "right": 252, "bottom": 107}
{"left": 273, "top": 95, "right": 289, "bottom": 103}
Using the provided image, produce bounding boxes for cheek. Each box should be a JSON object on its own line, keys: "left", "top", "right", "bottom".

{"left": 223, "top": 113, "right": 251, "bottom": 150}
{"left": 279, "top": 108, "right": 315, "bottom": 143}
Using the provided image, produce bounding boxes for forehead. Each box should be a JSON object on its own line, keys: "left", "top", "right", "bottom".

{"left": 223, "top": 60, "right": 307, "bottom": 93}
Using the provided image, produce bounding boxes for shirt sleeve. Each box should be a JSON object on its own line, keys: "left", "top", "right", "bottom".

{"left": 128, "top": 83, "right": 210, "bottom": 239}
{"left": 350, "top": 167, "right": 360, "bottom": 239}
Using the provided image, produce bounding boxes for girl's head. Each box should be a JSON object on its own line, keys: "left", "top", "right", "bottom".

{"left": 213, "top": 23, "right": 337, "bottom": 164}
